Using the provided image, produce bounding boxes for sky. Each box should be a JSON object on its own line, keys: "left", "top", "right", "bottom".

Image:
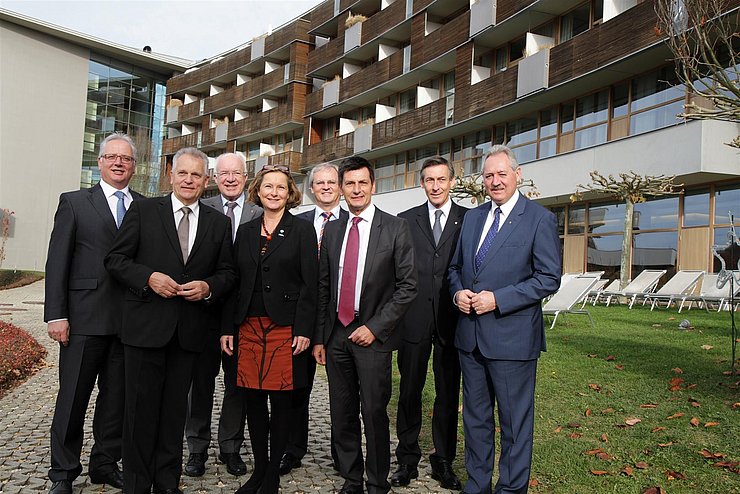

{"left": 2, "top": 0, "right": 323, "bottom": 62}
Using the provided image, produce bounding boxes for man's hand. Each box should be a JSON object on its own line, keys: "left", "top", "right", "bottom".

{"left": 454, "top": 289, "right": 476, "bottom": 314}
{"left": 292, "top": 336, "right": 310, "bottom": 355}
{"left": 313, "top": 344, "right": 326, "bottom": 365}
{"left": 349, "top": 325, "right": 376, "bottom": 347}
{"left": 471, "top": 290, "right": 496, "bottom": 315}
{"left": 221, "top": 335, "right": 234, "bottom": 356}
{"left": 48, "top": 320, "right": 70, "bottom": 347}
{"left": 148, "top": 272, "right": 180, "bottom": 298}
{"left": 178, "top": 280, "right": 210, "bottom": 301}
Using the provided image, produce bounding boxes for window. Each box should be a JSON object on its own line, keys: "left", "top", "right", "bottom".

{"left": 588, "top": 202, "right": 626, "bottom": 235}
{"left": 560, "top": 3, "right": 591, "bottom": 42}
{"left": 683, "top": 189, "right": 710, "bottom": 227}
{"left": 634, "top": 196, "right": 679, "bottom": 230}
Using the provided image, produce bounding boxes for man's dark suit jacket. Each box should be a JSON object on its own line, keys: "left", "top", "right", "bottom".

{"left": 44, "top": 183, "right": 144, "bottom": 333}
{"left": 448, "top": 196, "right": 561, "bottom": 360}
{"left": 104, "top": 195, "right": 237, "bottom": 352}
{"left": 201, "top": 195, "right": 262, "bottom": 227}
{"left": 397, "top": 202, "right": 466, "bottom": 345}
{"left": 316, "top": 207, "right": 417, "bottom": 351}
{"left": 296, "top": 207, "right": 349, "bottom": 233}
{"left": 224, "top": 212, "right": 318, "bottom": 338}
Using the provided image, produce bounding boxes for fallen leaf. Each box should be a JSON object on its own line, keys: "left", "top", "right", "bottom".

{"left": 584, "top": 448, "right": 603, "bottom": 455}
{"left": 625, "top": 418, "right": 642, "bottom": 426}
{"left": 690, "top": 401, "right": 701, "bottom": 407}
{"left": 597, "top": 452, "right": 613, "bottom": 461}
{"left": 704, "top": 421, "right": 719, "bottom": 427}
{"left": 651, "top": 426, "right": 666, "bottom": 433}
{"left": 589, "top": 383, "right": 602, "bottom": 392}
{"left": 621, "top": 465, "right": 633, "bottom": 476}
{"left": 658, "top": 442, "right": 674, "bottom": 447}
{"left": 640, "top": 403, "right": 658, "bottom": 408}
{"left": 567, "top": 422, "right": 582, "bottom": 428}
{"left": 569, "top": 432, "right": 582, "bottom": 439}
{"left": 588, "top": 354, "right": 598, "bottom": 358}
{"left": 600, "top": 433, "right": 609, "bottom": 442}
{"left": 615, "top": 364, "right": 625, "bottom": 370}
{"left": 667, "top": 317, "right": 676, "bottom": 321}
{"left": 733, "top": 403, "right": 740, "bottom": 410}
{"left": 635, "top": 461, "right": 649, "bottom": 469}
{"left": 642, "top": 487, "right": 666, "bottom": 494}
{"left": 605, "top": 355, "right": 616, "bottom": 361}
{"left": 553, "top": 426, "right": 562, "bottom": 433}
{"left": 601, "top": 407, "right": 615, "bottom": 414}
{"left": 590, "top": 469, "right": 609, "bottom": 476}
{"left": 668, "top": 377, "right": 684, "bottom": 387}
{"left": 686, "top": 383, "right": 697, "bottom": 389}
{"left": 672, "top": 367, "right": 683, "bottom": 374}
{"left": 666, "top": 412, "right": 684, "bottom": 420}
{"left": 528, "top": 479, "right": 540, "bottom": 487}
{"left": 690, "top": 417, "right": 700, "bottom": 427}
{"left": 665, "top": 470, "right": 686, "bottom": 480}
{"left": 698, "top": 449, "right": 725, "bottom": 459}
{"left": 701, "top": 345, "right": 713, "bottom": 350}
{"left": 669, "top": 385, "right": 682, "bottom": 392}
{"left": 585, "top": 409, "right": 592, "bottom": 417}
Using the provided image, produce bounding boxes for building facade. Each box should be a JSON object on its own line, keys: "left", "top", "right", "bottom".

{"left": 0, "top": 9, "right": 188, "bottom": 270}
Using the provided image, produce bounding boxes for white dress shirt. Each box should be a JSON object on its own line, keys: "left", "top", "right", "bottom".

{"left": 99, "top": 179, "right": 132, "bottom": 221}
{"left": 311, "top": 204, "right": 343, "bottom": 239}
{"left": 171, "top": 194, "right": 200, "bottom": 254}
{"left": 337, "top": 204, "right": 376, "bottom": 312}
{"left": 220, "top": 193, "right": 245, "bottom": 241}
{"left": 476, "top": 191, "right": 520, "bottom": 251}
{"left": 427, "top": 198, "right": 452, "bottom": 232}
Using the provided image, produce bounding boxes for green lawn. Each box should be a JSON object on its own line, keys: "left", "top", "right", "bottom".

{"left": 390, "top": 304, "right": 739, "bottom": 494}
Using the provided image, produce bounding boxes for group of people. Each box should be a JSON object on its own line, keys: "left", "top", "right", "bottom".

{"left": 44, "top": 131, "right": 561, "bottom": 494}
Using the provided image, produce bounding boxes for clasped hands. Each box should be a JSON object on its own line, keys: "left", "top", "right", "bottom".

{"left": 455, "top": 289, "right": 496, "bottom": 315}
{"left": 148, "top": 272, "right": 210, "bottom": 301}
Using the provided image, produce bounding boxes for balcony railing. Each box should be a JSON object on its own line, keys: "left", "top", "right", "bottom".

{"left": 228, "top": 103, "right": 303, "bottom": 141}
{"left": 167, "top": 49, "right": 251, "bottom": 95}
{"left": 172, "top": 100, "right": 202, "bottom": 123}
{"left": 307, "top": 31, "right": 345, "bottom": 75}
{"left": 496, "top": 0, "right": 536, "bottom": 23}
{"left": 410, "top": 10, "right": 469, "bottom": 70}
{"left": 309, "top": 0, "right": 336, "bottom": 33}
{"left": 360, "top": 0, "right": 406, "bottom": 45}
{"left": 373, "top": 97, "right": 446, "bottom": 149}
{"left": 204, "top": 69, "right": 288, "bottom": 114}
{"left": 457, "top": 65, "right": 518, "bottom": 121}
{"left": 303, "top": 133, "right": 354, "bottom": 165}
{"left": 248, "top": 150, "right": 304, "bottom": 173}
{"left": 265, "top": 19, "right": 310, "bottom": 54}
{"left": 162, "top": 133, "right": 200, "bottom": 155}
{"left": 548, "top": 1, "right": 658, "bottom": 87}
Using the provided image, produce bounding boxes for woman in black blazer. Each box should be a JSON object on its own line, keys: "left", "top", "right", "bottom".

{"left": 221, "top": 165, "right": 318, "bottom": 494}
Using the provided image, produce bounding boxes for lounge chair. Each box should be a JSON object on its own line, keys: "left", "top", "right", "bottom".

{"left": 642, "top": 270, "right": 705, "bottom": 310}
{"left": 678, "top": 272, "right": 740, "bottom": 312}
{"left": 587, "top": 279, "right": 620, "bottom": 306}
{"left": 580, "top": 279, "right": 609, "bottom": 308}
{"left": 543, "top": 274, "right": 602, "bottom": 329}
{"left": 599, "top": 269, "right": 667, "bottom": 308}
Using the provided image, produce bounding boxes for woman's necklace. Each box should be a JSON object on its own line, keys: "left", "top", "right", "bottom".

{"left": 260, "top": 216, "right": 275, "bottom": 255}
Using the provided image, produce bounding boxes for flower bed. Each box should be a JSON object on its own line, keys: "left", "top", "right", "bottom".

{"left": 0, "top": 320, "right": 47, "bottom": 399}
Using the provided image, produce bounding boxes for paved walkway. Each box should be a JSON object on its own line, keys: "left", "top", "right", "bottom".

{"left": 0, "top": 281, "right": 451, "bottom": 493}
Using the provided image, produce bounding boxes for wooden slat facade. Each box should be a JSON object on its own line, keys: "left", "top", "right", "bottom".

{"left": 373, "top": 97, "right": 446, "bottom": 148}
{"left": 161, "top": 133, "right": 200, "bottom": 155}
{"left": 496, "top": 0, "right": 536, "bottom": 24}
{"left": 307, "top": 32, "right": 345, "bottom": 75}
{"left": 410, "top": 10, "right": 469, "bottom": 69}
{"left": 360, "top": 0, "right": 406, "bottom": 45}
{"left": 303, "top": 133, "right": 355, "bottom": 165}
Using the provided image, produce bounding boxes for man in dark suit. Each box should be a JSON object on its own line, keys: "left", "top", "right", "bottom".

{"left": 184, "top": 152, "right": 261, "bottom": 478}
{"left": 313, "top": 156, "right": 417, "bottom": 494}
{"left": 44, "top": 132, "right": 143, "bottom": 494}
{"left": 392, "top": 156, "right": 466, "bottom": 490}
{"left": 280, "top": 162, "right": 346, "bottom": 476}
{"left": 105, "top": 147, "right": 236, "bottom": 494}
{"left": 448, "top": 145, "right": 560, "bottom": 494}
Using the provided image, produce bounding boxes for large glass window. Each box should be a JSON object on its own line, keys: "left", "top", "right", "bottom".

{"left": 683, "top": 189, "right": 710, "bottom": 227}
{"left": 631, "top": 231, "right": 678, "bottom": 281}
{"left": 560, "top": 3, "right": 591, "bottom": 43}
{"left": 714, "top": 184, "right": 740, "bottom": 225}
{"left": 588, "top": 202, "right": 625, "bottom": 235}
{"left": 633, "top": 196, "right": 679, "bottom": 230}
{"left": 587, "top": 235, "right": 623, "bottom": 281}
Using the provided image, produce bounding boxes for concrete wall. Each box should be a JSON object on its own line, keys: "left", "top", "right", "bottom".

{"left": 0, "top": 21, "right": 89, "bottom": 271}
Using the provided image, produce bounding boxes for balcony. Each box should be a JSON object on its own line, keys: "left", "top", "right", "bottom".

{"left": 247, "top": 150, "right": 304, "bottom": 173}
{"left": 373, "top": 97, "right": 445, "bottom": 149}
{"left": 496, "top": 0, "right": 537, "bottom": 24}
{"left": 162, "top": 133, "right": 200, "bottom": 156}
{"left": 457, "top": 65, "right": 518, "bottom": 121}
{"left": 307, "top": 32, "right": 345, "bottom": 75}
{"left": 167, "top": 100, "right": 203, "bottom": 125}
{"left": 410, "top": 10, "right": 469, "bottom": 70}
{"left": 360, "top": 0, "right": 406, "bottom": 45}
{"left": 303, "top": 132, "right": 355, "bottom": 165}
{"left": 265, "top": 18, "right": 311, "bottom": 55}
{"left": 204, "top": 68, "right": 289, "bottom": 115}
{"left": 167, "top": 48, "right": 252, "bottom": 95}
{"left": 228, "top": 102, "right": 304, "bottom": 142}
{"left": 549, "top": 1, "right": 659, "bottom": 87}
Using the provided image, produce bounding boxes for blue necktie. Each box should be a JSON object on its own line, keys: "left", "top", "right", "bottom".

{"left": 475, "top": 207, "right": 501, "bottom": 271}
{"left": 114, "top": 191, "right": 126, "bottom": 229}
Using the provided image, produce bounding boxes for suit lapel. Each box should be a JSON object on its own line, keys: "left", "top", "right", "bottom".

{"left": 470, "top": 205, "right": 490, "bottom": 263}
{"left": 158, "top": 196, "right": 183, "bottom": 262}
{"left": 414, "top": 205, "right": 436, "bottom": 249}
{"left": 188, "top": 202, "right": 215, "bottom": 261}
{"left": 477, "top": 197, "right": 527, "bottom": 272}
{"left": 88, "top": 184, "right": 117, "bottom": 236}
{"left": 246, "top": 220, "right": 261, "bottom": 264}
{"left": 261, "top": 213, "right": 291, "bottom": 261}
{"left": 361, "top": 212, "right": 383, "bottom": 290}
{"left": 437, "top": 202, "right": 465, "bottom": 249}
{"left": 329, "top": 216, "right": 348, "bottom": 301}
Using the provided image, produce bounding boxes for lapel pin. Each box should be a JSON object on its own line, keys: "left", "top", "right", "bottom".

{"left": 278, "top": 229, "right": 285, "bottom": 237}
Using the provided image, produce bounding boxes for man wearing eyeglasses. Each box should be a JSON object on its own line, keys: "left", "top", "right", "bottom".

{"left": 44, "top": 133, "right": 143, "bottom": 494}
{"left": 184, "top": 152, "right": 261, "bottom": 478}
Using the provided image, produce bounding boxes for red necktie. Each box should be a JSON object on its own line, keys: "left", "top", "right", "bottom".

{"left": 338, "top": 217, "right": 362, "bottom": 326}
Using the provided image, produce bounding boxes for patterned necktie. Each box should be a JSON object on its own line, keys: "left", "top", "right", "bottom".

{"left": 432, "top": 209, "right": 443, "bottom": 246}
{"left": 318, "top": 211, "right": 332, "bottom": 257}
{"left": 114, "top": 191, "right": 126, "bottom": 229}
{"left": 475, "top": 207, "right": 501, "bottom": 271}
{"left": 178, "top": 206, "right": 191, "bottom": 263}
{"left": 338, "top": 217, "right": 362, "bottom": 326}
{"left": 226, "top": 201, "right": 237, "bottom": 242}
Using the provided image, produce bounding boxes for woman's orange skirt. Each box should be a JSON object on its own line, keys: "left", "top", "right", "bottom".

{"left": 237, "top": 316, "right": 294, "bottom": 391}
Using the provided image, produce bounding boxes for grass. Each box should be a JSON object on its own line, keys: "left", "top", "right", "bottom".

{"left": 390, "top": 304, "right": 739, "bottom": 494}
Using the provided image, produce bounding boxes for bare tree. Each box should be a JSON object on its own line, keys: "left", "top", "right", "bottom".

{"left": 655, "top": 0, "right": 740, "bottom": 147}
{"left": 572, "top": 171, "right": 683, "bottom": 290}
{"left": 452, "top": 172, "right": 540, "bottom": 206}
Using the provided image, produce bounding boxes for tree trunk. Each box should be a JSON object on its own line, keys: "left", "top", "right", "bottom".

{"left": 620, "top": 199, "right": 634, "bottom": 290}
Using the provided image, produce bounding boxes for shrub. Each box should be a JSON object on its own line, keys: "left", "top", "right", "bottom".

{"left": 0, "top": 320, "right": 47, "bottom": 398}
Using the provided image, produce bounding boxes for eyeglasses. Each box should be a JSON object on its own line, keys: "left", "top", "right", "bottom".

{"left": 101, "top": 153, "right": 135, "bottom": 164}
{"left": 217, "top": 171, "right": 244, "bottom": 179}
{"left": 262, "top": 164, "right": 289, "bottom": 173}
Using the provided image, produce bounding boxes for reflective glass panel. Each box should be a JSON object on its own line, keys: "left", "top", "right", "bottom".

{"left": 574, "top": 123, "right": 607, "bottom": 148}
{"left": 714, "top": 184, "right": 740, "bottom": 224}
{"left": 588, "top": 202, "right": 625, "bottom": 235}
{"left": 587, "top": 234, "right": 623, "bottom": 281}
{"left": 631, "top": 67, "right": 683, "bottom": 112}
{"left": 630, "top": 100, "right": 684, "bottom": 135}
{"left": 631, "top": 231, "right": 678, "bottom": 281}
{"left": 568, "top": 205, "right": 586, "bottom": 234}
{"left": 633, "top": 196, "right": 679, "bottom": 230}
{"left": 683, "top": 189, "right": 710, "bottom": 227}
{"left": 575, "top": 90, "right": 609, "bottom": 128}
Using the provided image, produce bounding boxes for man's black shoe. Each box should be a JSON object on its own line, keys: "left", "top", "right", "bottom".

{"left": 338, "top": 481, "right": 363, "bottom": 494}
{"left": 219, "top": 452, "right": 247, "bottom": 476}
{"left": 278, "top": 453, "right": 302, "bottom": 475}
{"left": 184, "top": 452, "right": 207, "bottom": 477}
{"left": 89, "top": 466, "right": 124, "bottom": 489}
{"left": 430, "top": 457, "right": 462, "bottom": 490}
{"left": 49, "top": 480, "right": 72, "bottom": 494}
{"left": 390, "top": 463, "right": 418, "bottom": 487}
{"left": 152, "top": 489, "right": 184, "bottom": 494}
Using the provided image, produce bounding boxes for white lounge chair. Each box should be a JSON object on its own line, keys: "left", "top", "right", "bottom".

{"left": 642, "top": 270, "right": 705, "bottom": 310}
{"left": 600, "top": 269, "right": 667, "bottom": 308}
{"left": 678, "top": 272, "right": 740, "bottom": 312}
{"left": 543, "top": 275, "right": 601, "bottom": 329}
{"left": 587, "top": 279, "right": 620, "bottom": 306}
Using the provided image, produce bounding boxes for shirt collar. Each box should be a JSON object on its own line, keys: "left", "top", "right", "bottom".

{"left": 99, "top": 179, "right": 130, "bottom": 198}
{"left": 427, "top": 198, "right": 452, "bottom": 217}
{"left": 221, "top": 193, "right": 245, "bottom": 209}
{"left": 492, "top": 190, "right": 520, "bottom": 218}
{"left": 316, "top": 204, "right": 342, "bottom": 221}
{"left": 351, "top": 204, "right": 375, "bottom": 225}
{"left": 171, "top": 193, "right": 200, "bottom": 216}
